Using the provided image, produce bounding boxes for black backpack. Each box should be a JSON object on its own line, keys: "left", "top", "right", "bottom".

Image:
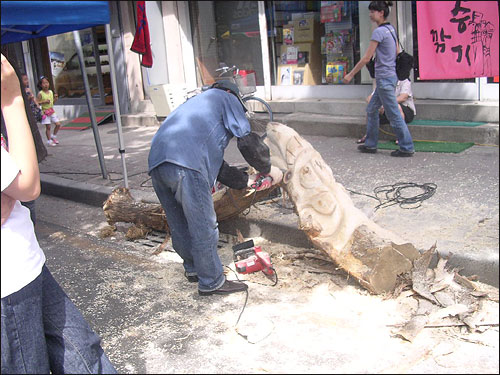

{"left": 383, "top": 25, "right": 414, "bottom": 81}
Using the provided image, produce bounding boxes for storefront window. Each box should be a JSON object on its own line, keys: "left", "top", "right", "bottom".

{"left": 189, "top": 1, "right": 264, "bottom": 86}
{"left": 189, "top": 0, "right": 488, "bottom": 90}
{"left": 267, "top": 1, "right": 361, "bottom": 86}
{"left": 189, "top": 1, "right": 364, "bottom": 88}
{"left": 46, "top": 26, "right": 112, "bottom": 103}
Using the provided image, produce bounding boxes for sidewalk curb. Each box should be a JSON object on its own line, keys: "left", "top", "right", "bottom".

{"left": 40, "top": 173, "right": 499, "bottom": 288}
{"left": 41, "top": 174, "right": 113, "bottom": 207}
{"left": 40, "top": 174, "right": 159, "bottom": 207}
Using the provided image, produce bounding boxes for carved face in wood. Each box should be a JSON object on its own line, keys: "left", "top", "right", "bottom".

{"left": 264, "top": 122, "right": 368, "bottom": 250}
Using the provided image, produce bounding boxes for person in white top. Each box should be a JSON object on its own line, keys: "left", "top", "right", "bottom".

{"left": 358, "top": 78, "right": 416, "bottom": 144}
{"left": 1, "top": 53, "right": 116, "bottom": 374}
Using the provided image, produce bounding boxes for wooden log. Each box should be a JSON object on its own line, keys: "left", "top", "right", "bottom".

{"left": 264, "top": 122, "right": 421, "bottom": 294}
{"left": 103, "top": 188, "right": 168, "bottom": 232}
{"left": 102, "top": 185, "right": 278, "bottom": 233}
{"left": 213, "top": 185, "right": 278, "bottom": 221}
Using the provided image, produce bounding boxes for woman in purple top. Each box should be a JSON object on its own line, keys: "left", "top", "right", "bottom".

{"left": 343, "top": 1, "right": 415, "bottom": 156}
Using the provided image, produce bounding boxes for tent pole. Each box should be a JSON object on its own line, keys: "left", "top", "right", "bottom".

{"left": 105, "top": 23, "right": 129, "bottom": 188}
{"left": 73, "top": 30, "right": 108, "bottom": 180}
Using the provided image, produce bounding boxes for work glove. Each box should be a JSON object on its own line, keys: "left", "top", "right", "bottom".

{"left": 247, "top": 166, "right": 283, "bottom": 191}
{"left": 268, "top": 165, "right": 283, "bottom": 185}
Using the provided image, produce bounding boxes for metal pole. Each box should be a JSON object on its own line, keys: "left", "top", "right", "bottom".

{"left": 73, "top": 30, "right": 108, "bottom": 179}
{"left": 91, "top": 28, "right": 105, "bottom": 106}
{"left": 258, "top": 1, "right": 272, "bottom": 101}
{"left": 105, "top": 23, "right": 129, "bottom": 188}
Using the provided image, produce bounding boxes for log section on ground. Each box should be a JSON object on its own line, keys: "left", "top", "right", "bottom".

{"left": 102, "top": 185, "right": 278, "bottom": 233}
{"left": 264, "top": 122, "right": 422, "bottom": 294}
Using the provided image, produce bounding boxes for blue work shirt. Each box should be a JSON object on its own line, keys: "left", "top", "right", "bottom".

{"left": 148, "top": 88, "right": 251, "bottom": 187}
{"left": 372, "top": 24, "right": 397, "bottom": 79}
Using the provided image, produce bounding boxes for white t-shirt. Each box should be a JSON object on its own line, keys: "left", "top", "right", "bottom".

{"left": 1, "top": 146, "right": 45, "bottom": 298}
{"left": 396, "top": 79, "right": 416, "bottom": 115}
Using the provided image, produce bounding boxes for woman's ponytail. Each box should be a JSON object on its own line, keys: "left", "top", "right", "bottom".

{"left": 368, "top": 1, "right": 392, "bottom": 18}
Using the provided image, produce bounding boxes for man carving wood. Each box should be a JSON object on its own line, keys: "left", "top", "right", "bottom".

{"left": 147, "top": 81, "right": 282, "bottom": 296}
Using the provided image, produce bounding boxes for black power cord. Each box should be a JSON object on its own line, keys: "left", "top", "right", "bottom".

{"left": 224, "top": 263, "right": 278, "bottom": 329}
{"left": 346, "top": 182, "right": 437, "bottom": 211}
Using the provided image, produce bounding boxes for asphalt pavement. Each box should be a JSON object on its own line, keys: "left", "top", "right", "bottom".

{"left": 38, "top": 118, "right": 499, "bottom": 287}
{"left": 32, "top": 116, "right": 499, "bottom": 373}
{"left": 34, "top": 194, "right": 500, "bottom": 374}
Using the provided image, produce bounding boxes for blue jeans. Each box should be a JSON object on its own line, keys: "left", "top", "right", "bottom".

{"left": 1, "top": 265, "right": 116, "bottom": 374}
{"left": 150, "top": 162, "right": 226, "bottom": 292}
{"left": 365, "top": 75, "right": 414, "bottom": 153}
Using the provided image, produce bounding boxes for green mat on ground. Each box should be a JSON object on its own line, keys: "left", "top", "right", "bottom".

{"left": 409, "top": 119, "right": 486, "bottom": 127}
{"left": 61, "top": 110, "right": 115, "bottom": 130}
{"left": 377, "top": 140, "right": 475, "bottom": 153}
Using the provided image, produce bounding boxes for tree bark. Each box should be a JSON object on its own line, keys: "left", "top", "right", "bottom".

{"left": 103, "top": 188, "right": 168, "bottom": 232}
{"left": 102, "top": 185, "right": 278, "bottom": 233}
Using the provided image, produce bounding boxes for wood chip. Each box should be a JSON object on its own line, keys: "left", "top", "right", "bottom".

{"left": 453, "top": 272, "right": 479, "bottom": 291}
{"left": 411, "top": 244, "right": 440, "bottom": 305}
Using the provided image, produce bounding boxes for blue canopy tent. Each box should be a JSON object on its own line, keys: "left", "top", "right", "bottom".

{"left": 1, "top": 1, "right": 129, "bottom": 187}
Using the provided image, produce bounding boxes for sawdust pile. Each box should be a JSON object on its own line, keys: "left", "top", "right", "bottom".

{"left": 260, "top": 240, "right": 499, "bottom": 342}
{"left": 101, "top": 216, "right": 498, "bottom": 344}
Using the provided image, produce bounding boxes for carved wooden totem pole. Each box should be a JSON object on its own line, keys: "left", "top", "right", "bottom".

{"left": 264, "top": 122, "right": 421, "bottom": 294}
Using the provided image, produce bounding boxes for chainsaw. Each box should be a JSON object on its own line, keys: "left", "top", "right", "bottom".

{"left": 232, "top": 239, "right": 275, "bottom": 277}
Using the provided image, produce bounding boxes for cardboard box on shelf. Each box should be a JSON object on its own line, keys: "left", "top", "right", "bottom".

{"left": 291, "top": 12, "right": 319, "bottom": 21}
{"left": 291, "top": 18, "right": 319, "bottom": 43}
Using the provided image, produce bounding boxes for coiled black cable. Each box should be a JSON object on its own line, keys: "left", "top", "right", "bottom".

{"left": 346, "top": 182, "right": 437, "bottom": 211}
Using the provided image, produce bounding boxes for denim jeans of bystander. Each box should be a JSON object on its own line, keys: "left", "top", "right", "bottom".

{"left": 1, "top": 265, "right": 116, "bottom": 374}
{"left": 365, "top": 75, "right": 414, "bottom": 153}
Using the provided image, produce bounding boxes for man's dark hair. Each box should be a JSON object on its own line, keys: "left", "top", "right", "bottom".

{"left": 368, "top": 1, "right": 393, "bottom": 19}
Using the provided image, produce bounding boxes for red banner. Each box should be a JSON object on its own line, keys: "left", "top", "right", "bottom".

{"left": 417, "top": 1, "right": 499, "bottom": 80}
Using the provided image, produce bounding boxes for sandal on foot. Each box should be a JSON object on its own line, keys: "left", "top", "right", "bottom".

{"left": 357, "top": 135, "right": 367, "bottom": 144}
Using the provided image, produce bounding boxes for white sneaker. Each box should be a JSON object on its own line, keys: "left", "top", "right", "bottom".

{"left": 51, "top": 135, "right": 59, "bottom": 144}
{"left": 47, "top": 139, "right": 56, "bottom": 147}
